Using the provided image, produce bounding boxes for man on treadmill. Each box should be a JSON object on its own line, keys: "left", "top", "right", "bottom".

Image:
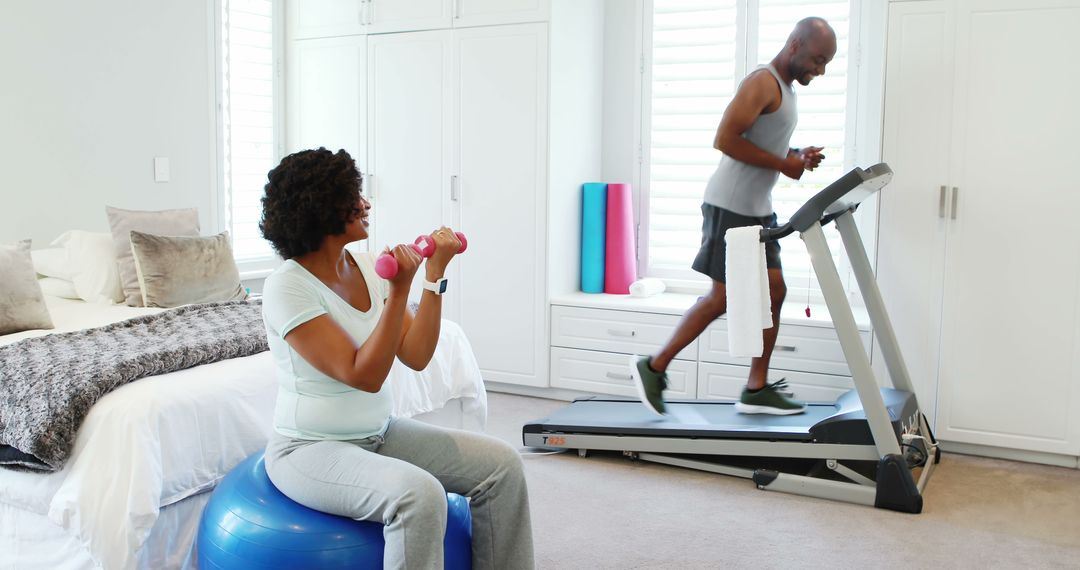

{"left": 631, "top": 17, "right": 837, "bottom": 416}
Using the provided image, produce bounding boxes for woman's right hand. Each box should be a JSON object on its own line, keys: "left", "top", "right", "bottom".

{"left": 425, "top": 226, "right": 460, "bottom": 278}
{"left": 386, "top": 244, "right": 421, "bottom": 294}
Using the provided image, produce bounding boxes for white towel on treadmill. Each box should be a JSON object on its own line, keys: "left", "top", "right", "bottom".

{"left": 724, "top": 226, "right": 771, "bottom": 357}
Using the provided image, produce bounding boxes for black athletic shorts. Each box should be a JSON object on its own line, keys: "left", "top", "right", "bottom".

{"left": 691, "top": 203, "right": 782, "bottom": 284}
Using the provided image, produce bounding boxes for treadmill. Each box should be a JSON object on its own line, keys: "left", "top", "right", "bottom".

{"left": 524, "top": 163, "right": 940, "bottom": 513}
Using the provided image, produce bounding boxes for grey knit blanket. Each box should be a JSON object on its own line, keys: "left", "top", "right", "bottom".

{"left": 0, "top": 300, "right": 268, "bottom": 472}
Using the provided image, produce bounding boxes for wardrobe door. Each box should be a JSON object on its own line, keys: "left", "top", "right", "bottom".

{"left": 875, "top": 0, "right": 953, "bottom": 425}
{"left": 454, "top": 24, "right": 548, "bottom": 387}
{"left": 367, "top": 31, "right": 453, "bottom": 303}
{"left": 935, "top": 0, "right": 1080, "bottom": 454}
{"left": 454, "top": 0, "right": 548, "bottom": 28}
{"left": 366, "top": 0, "right": 451, "bottom": 34}
{"left": 286, "top": 35, "right": 367, "bottom": 165}
{"left": 286, "top": 0, "right": 366, "bottom": 40}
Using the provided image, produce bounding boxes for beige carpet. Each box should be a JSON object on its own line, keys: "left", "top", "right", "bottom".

{"left": 484, "top": 392, "right": 1080, "bottom": 569}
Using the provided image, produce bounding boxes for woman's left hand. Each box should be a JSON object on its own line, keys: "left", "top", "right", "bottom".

{"left": 426, "top": 226, "right": 461, "bottom": 278}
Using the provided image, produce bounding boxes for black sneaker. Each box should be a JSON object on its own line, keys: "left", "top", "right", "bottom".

{"left": 734, "top": 379, "right": 806, "bottom": 415}
{"left": 630, "top": 355, "right": 667, "bottom": 415}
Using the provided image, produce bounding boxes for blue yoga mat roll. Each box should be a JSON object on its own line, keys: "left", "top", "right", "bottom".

{"left": 581, "top": 183, "right": 607, "bottom": 293}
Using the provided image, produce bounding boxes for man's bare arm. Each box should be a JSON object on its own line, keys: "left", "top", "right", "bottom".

{"left": 713, "top": 71, "right": 806, "bottom": 180}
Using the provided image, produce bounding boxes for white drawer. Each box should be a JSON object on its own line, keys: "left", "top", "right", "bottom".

{"left": 550, "top": 347, "right": 696, "bottom": 399}
{"left": 697, "top": 362, "right": 852, "bottom": 403}
{"left": 699, "top": 320, "right": 870, "bottom": 376}
{"left": 550, "top": 305, "right": 696, "bottom": 361}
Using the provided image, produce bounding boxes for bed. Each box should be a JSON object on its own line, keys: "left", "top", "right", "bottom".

{"left": 0, "top": 294, "right": 488, "bottom": 570}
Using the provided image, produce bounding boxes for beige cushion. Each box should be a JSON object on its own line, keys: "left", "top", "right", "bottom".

{"left": 129, "top": 230, "right": 247, "bottom": 308}
{"left": 0, "top": 240, "right": 54, "bottom": 335}
{"left": 106, "top": 206, "right": 200, "bottom": 306}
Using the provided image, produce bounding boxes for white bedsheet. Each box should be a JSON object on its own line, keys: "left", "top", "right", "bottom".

{"left": 0, "top": 296, "right": 487, "bottom": 570}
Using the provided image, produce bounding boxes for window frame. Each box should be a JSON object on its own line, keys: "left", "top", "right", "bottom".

{"left": 212, "top": 0, "right": 285, "bottom": 281}
{"left": 637, "top": 0, "right": 885, "bottom": 303}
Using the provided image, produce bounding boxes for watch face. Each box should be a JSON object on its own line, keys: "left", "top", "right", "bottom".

{"left": 437, "top": 279, "right": 448, "bottom": 294}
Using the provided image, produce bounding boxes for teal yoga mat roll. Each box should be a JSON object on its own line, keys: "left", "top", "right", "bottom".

{"left": 580, "top": 183, "right": 607, "bottom": 293}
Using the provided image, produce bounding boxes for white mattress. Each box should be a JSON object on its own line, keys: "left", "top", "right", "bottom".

{"left": 0, "top": 296, "right": 487, "bottom": 570}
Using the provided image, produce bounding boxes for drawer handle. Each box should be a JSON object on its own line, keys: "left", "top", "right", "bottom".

{"left": 775, "top": 345, "right": 798, "bottom": 352}
{"left": 607, "top": 329, "right": 636, "bottom": 338}
{"left": 605, "top": 372, "right": 632, "bottom": 381}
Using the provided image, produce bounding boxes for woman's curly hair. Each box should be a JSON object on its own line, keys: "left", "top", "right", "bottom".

{"left": 260, "top": 148, "right": 363, "bottom": 259}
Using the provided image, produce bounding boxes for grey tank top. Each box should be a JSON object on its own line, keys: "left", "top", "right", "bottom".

{"left": 703, "top": 65, "right": 798, "bottom": 216}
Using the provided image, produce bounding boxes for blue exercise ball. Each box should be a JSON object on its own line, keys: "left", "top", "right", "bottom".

{"left": 198, "top": 451, "right": 472, "bottom": 569}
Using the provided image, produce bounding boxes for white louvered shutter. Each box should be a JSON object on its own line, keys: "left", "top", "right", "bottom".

{"left": 222, "top": 0, "right": 278, "bottom": 263}
{"left": 645, "top": 0, "right": 854, "bottom": 305}
{"left": 646, "top": 0, "right": 741, "bottom": 282}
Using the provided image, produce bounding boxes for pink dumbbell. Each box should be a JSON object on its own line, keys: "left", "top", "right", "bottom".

{"left": 375, "top": 232, "right": 468, "bottom": 279}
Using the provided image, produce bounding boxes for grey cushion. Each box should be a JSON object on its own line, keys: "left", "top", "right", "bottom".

{"left": 0, "top": 240, "right": 54, "bottom": 335}
{"left": 106, "top": 206, "right": 200, "bottom": 306}
{"left": 129, "top": 230, "right": 247, "bottom": 308}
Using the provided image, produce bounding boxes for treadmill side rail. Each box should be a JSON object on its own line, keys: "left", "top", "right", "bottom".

{"left": 521, "top": 431, "right": 882, "bottom": 461}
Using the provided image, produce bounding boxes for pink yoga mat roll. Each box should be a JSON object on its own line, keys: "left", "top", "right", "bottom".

{"left": 604, "top": 183, "right": 637, "bottom": 294}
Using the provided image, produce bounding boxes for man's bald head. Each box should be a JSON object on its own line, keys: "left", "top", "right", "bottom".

{"left": 790, "top": 17, "right": 836, "bottom": 47}
{"left": 780, "top": 17, "right": 837, "bottom": 86}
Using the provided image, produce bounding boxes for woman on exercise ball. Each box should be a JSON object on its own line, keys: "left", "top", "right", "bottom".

{"left": 258, "top": 147, "right": 534, "bottom": 570}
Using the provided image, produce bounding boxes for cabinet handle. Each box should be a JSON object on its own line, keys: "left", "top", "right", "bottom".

{"left": 607, "top": 329, "right": 636, "bottom": 337}
{"left": 452, "top": 0, "right": 460, "bottom": 19}
{"left": 605, "top": 372, "right": 632, "bottom": 381}
{"left": 359, "top": 0, "right": 367, "bottom": 25}
{"left": 775, "top": 345, "right": 797, "bottom": 352}
{"left": 367, "top": 173, "right": 375, "bottom": 201}
{"left": 951, "top": 186, "right": 959, "bottom": 220}
{"left": 367, "top": 0, "right": 374, "bottom": 25}
{"left": 938, "top": 185, "right": 947, "bottom": 218}
{"left": 450, "top": 175, "right": 459, "bottom": 201}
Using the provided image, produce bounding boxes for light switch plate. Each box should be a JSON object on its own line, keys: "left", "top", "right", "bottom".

{"left": 154, "top": 157, "right": 170, "bottom": 182}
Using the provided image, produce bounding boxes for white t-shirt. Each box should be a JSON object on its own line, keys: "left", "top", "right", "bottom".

{"left": 261, "top": 245, "right": 393, "bottom": 440}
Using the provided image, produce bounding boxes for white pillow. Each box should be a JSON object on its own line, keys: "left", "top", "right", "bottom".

{"left": 51, "top": 231, "right": 124, "bottom": 304}
{"left": 31, "top": 247, "right": 76, "bottom": 280}
{"left": 38, "top": 277, "right": 80, "bottom": 299}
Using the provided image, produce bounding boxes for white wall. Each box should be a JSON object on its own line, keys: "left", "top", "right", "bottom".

{"left": 547, "top": 0, "right": 607, "bottom": 298}
{"left": 600, "top": 0, "right": 640, "bottom": 187}
{"left": 0, "top": 1, "right": 218, "bottom": 247}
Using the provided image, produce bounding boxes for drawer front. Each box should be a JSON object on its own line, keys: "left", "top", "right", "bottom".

{"left": 697, "top": 362, "right": 852, "bottom": 403}
{"left": 550, "top": 305, "right": 696, "bottom": 360}
{"left": 550, "top": 347, "right": 696, "bottom": 399}
{"left": 699, "top": 320, "right": 870, "bottom": 376}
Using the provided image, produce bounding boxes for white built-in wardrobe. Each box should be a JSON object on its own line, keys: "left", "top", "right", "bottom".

{"left": 877, "top": 0, "right": 1080, "bottom": 465}
{"left": 284, "top": 0, "right": 603, "bottom": 389}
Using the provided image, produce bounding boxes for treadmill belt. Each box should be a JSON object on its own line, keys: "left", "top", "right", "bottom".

{"left": 527, "top": 398, "right": 838, "bottom": 441}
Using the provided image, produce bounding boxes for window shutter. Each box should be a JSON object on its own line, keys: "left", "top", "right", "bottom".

{"left": 757, "top": 0, "right": 852, "bottom": 304}
{"left": 646, "top": 0, "right": 853, "bottom": 304}
{"left": 222, "top": 0, "right": 277, "bottom": 261}
{"left": 647, "top": 0, "right": 740, "bottom": 280}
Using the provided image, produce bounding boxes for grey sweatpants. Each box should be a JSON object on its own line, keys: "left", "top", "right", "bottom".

{"left": 264, "top": 417, "right": 534, "bottom": 570}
